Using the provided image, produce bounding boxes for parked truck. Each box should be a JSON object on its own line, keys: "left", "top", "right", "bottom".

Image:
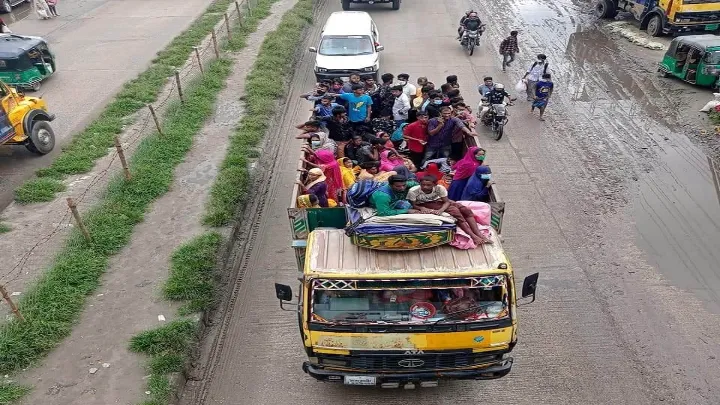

{"left": 274, "top": 139, "right": 539, "bottom": 388}
{"left": 595, "top": 0, "right": 720, "bottom": 36}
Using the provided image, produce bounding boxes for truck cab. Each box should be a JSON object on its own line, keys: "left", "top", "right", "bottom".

{"left": 595, "top": 0, "right": 720, "bottom": 36}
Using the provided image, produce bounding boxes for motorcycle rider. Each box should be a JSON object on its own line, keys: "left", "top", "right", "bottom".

{"left": 457, "top": 11, "right": 483, "bottom": 43}
{"left": 480, "top": 83, "right": 513, "bottom": 124}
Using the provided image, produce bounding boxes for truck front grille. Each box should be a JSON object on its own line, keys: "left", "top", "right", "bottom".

{"left": 318, "top": 351, "right": 502, "bottom": 372}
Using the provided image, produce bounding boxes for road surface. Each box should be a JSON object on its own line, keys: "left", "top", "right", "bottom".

{"left": 180, "top": 0, "right": 720, "bottom": 403}
{"left": 0, "top": 0, "right": 226, "bottom": 210}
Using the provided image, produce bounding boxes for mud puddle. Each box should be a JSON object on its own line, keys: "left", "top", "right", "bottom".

{"left": 634, "top": 135, "right": 720, "bottom": 314}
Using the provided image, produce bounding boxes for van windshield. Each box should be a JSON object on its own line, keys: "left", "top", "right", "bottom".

{"left": 310, "top": 276, "right": 509, "bottom": 325}
{"left": 318, "top": 35, "right": 374, "bottom": 56}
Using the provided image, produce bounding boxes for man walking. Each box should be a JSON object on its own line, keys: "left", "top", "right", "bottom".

{"left": 523, "top": 54, "right": 549, "bottom": 101}
{"left": 531, "top": 73, "right": 554, "bottom": 121}
{"left": 499, "top": 31, "right": 519, "bottom": 72}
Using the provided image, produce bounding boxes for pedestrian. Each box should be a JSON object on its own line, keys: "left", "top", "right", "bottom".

{"left": 499, "top": 31, "right": 520, "bottom": 72}
{"left": 342, "top": 73, "right": 362, "bottom": 93}
{"left": 446, "top": 75, "right": 459, "bottom": 88}
{"left": 34, "top": 0, "right": 53, "bottom": 19}
{"left": 313, "top": 95, "right": 340, "bottom": 118}
{"left": 425, "top": 106, "right": 474, "bottom": 163}
{"left": 362, "top": 75, "right": 378, "bottom": 94}
{"left": 397, "top": 73, "right": 417, "bottom": 102}
{"left": 531, "top": 73, "right": 554, "bottom": 121}
{"left": 319, "top": 106, "right": 351, "bottom": 156}
{"left": 403, "top": 110, "right": 429, "bottom": 167}
{"left": 336, "top": 84, "right": 373, "bottom": 137}
{"left": 415, "top": 76, "right": 428, "bottom": 99}
{"left": 391, "top": 85, "right": 410, "bottom": 127}
{"left": 424, "top": 91, "right": 445, "bottom": 119}
{"left": 523, "top": 54, "right": 549, "bottom": 101}
{"left": 374, "top": 73, "right": 395, "bottom": 119}
{"left": 46, "top": 0, "right": 59, "bottom": 16}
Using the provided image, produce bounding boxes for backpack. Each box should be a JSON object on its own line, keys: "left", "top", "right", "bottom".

{"left": 391, "top": 122, "right": 408, "bottom": 142}
{"left": 347, "top": 180, "right": 384, "bottom": 208}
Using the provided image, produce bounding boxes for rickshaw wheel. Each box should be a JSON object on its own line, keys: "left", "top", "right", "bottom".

{"left": 29, "top": 81, "right": 41, "bottom": 92}
{"left": 26, "top": 120, "right": 55, "bottom": 155}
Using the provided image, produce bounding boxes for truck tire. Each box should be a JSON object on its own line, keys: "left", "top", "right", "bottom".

{"left": 594, "top": 0, "right": 617, "bottom": 18}
{"left": 391, "top": 0, "right": 400, "bottom": 10}
{"left": 25, "top": 120, "right": 55, "bottom": 155}
{"left": 646, "top": 14, "right": 663, "bottom": 37}
{"left": 341, "top": 0, "right": 350, "bottom": 10}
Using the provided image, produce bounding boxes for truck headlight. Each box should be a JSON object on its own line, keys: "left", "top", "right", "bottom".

{"left": 316, "top": 67, "right": 327, "bottom": 73}
{"left": 362, "top": 66, "right": 375, "bottom": 72}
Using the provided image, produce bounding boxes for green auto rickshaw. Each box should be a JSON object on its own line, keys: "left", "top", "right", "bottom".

{"left": 658, "top": 35, "right": 720, "bottom": 89}
{"left": 0, "top": 34, "right": 55, "bottom": 92}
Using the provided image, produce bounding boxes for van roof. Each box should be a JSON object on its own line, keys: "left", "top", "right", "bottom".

{"left": 304, "top": 229, "right": 510, "bottom": 278}
{"left": 322, "top": 11, "right": 374, "bottom": 36}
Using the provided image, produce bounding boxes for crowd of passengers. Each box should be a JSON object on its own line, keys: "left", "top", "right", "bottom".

{"left": 295, "top": 73, "right": 495, "bottom": 245}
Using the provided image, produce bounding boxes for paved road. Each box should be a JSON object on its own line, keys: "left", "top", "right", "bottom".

{"left": 180, "top": 0, "right": 720, "bottom": 403}
{"left": 0, "top": 0, "right": 224, "bottom": 210}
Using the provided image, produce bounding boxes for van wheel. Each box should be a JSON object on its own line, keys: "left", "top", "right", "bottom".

{"left": 341, "top": 0, "right": 350, "bottom": 10}
{"left": 646, "top": 14, "right": 663, "bottom": 37}
{"left": 657, "top": 68, "right": 670, "bottom": 78}
{"left": 0, "top": 0, "right": 11, "bottom": 13}
{"left": 26, "top": 120, "right": 55, "bottom": 155}
{"left": 391, "top": 0, "right": 400, "bottom": 10}
{"left": 594, "top": 0, "right": 617, "bottom": 18}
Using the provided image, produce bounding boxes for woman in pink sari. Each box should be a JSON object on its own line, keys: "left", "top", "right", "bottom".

{"left": 448, "top": 146, "right": 486, "bottom": 201}
{"left": 379, "top": 150, "right": 405, "bottom": 172}
{"left": 313, "top": 149, "right": 343, "bottom": 203}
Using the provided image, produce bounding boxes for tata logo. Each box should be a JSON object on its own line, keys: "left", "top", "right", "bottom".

{"left": 403, "top": 349, "right": 424, "bottom": 355}
{"left": 474, "top": 336, "right": 484, "bottom": 343}
{"left": 398, "top": 358, "right": 425, "bottom": 368}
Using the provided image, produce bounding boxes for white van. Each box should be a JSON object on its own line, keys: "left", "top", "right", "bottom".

{"left": 309, "top": 12, "right": 384, "bottom": 83}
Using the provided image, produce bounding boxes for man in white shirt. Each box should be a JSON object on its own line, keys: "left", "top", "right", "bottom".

{"left": 522, "top": 54, "right": 549, "bottom": 101}
{"left": 391, "top": 85, "right": 411, "bottom": 127}
{"left": 397, "top": 73, "right": 417, "bottom": 103}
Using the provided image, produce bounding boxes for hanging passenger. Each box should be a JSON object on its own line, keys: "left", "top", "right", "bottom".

{"left": 461, "top": 165, "right": 493, "bottom": 203}
{"left": 447, "top": 147, "right": 485, "bottom": 201}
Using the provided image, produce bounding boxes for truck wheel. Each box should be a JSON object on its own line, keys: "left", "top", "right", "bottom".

{"left": 26, "top": 120, "right": 55, "bottom": 155}
{"left": 391, "top": 0, "right": 400, "bottom": 10}
{"left": 594, "top": 0, "right": 617, "bottom": 18}
{"left": 646, "top": 14, "right": 663, "bottom": 37}
{"left": 341, "top": 0, "right": 350, "bottom": 10}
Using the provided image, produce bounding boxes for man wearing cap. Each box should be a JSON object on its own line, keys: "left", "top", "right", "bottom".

{"left": 368, "top": 175, "right": 420, "bottom": 216}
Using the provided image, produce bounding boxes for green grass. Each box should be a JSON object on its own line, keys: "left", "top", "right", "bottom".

{"left": 709, "top": 110, "right": 720, "bottom": 125}
{"left": 129, "top": 320, "right": 197, "bottom": 405}
{"left": 13, "top": 178, "right": 66, "bottom": 204}
{"left": 0, "top": 57, "right": 232, "bottom": 375}
{"left": 204, "top": 0, "right": 314, "bottom": 226}
{"left": 0, "top": 383, "right": 29, "bottom": 405}
{"left": 13, "top": 0, "right": 237, "bottom": 204}
{"left": 0, "top": 223, "right": 10, "bottom": 234}
{"left": 163, "top": 232, "right": 222, "bottom": 315}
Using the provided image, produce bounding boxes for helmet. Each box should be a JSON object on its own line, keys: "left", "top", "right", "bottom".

{"left": 494, "top": 83, "right": 505, "bottom": 90}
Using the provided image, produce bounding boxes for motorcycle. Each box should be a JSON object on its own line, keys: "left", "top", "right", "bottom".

{"left": 479, "top": 98, "right": 513, "bottom": 140}
{"left": 460, "top": 24, "right": 485, "bottom": 56}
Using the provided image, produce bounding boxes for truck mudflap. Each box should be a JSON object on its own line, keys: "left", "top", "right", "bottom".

{"left": 302, "top": 357, "right": 513, "bottom": 385}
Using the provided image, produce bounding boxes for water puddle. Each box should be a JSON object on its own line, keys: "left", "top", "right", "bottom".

{"left": 634, "top": 136, "right": 720, "bottom": 314}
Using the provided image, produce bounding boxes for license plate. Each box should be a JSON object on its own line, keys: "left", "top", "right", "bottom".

{"left": 706, "top": 24, "right": 719, "bottom": 31}
{"left": 344, "top": 376, "right": 376, "bottom": 385}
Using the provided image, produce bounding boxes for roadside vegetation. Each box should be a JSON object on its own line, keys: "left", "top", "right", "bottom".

{"left": 0, "top": 223, "right": 10, "bottom": 234}
{"left": 130, "top": 0, "right": 315, "bottom": 402}
{"left": 13, "top": 0, "right": 236, "bottom": 204}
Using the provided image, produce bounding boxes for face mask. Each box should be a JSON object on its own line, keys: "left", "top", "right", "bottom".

{"left": 399, "top": 81, "right": 407, "bottom": 85}
{"left": 476, "top": 155, "right": 485, "bottom": 162}
{"left": 311, "top": 141, "right": 321, "bottom": 148}
{"left": 434, "top": 100, "right": 442, "bottom": 105}
{"left": 480, "top": 174, "right": 491, "bottom": 180}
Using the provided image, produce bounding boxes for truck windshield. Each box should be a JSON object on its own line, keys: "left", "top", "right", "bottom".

{"left": 310, "top": 276, "right": 509, "bottom": 325}
{"left": 318, "top": 35, "right": 374, "bottom": 56}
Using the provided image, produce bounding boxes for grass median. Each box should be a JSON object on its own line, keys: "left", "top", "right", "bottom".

{"left": 204, "top": 0, "right": 314, "bottom": 226}
{"left": 13, "top": 0, "right": 236, "bottom": 204}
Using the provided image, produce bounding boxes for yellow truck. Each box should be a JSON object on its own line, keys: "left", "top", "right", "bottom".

{"left": 595, "top": 0, "right": 720, "bottom": 36}
{"left": 274, "top": 146, "right": 539, "bottom": 388}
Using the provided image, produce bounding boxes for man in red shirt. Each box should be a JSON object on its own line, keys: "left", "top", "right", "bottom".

{"left": 403, "top": 110, "right": 429, "bottom": 167}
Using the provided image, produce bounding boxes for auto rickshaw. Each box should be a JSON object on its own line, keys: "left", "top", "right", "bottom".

{"left": 0, "top": 34, "right": 55, "bottom": 91}
{"left": 0, "top": 79, "right": 56, "bottom": 154}
{"left": 658, "top": 34, "right": 720, "bottom": 89}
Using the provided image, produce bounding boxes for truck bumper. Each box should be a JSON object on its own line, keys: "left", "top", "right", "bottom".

{"left": 314, "top": 70, "right": 378, "bottom": 81}
{"left": 302, "top": 357, "right": 513, "bottom": 386}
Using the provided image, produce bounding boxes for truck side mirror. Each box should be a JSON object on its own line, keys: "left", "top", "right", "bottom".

{"left": 308, "top": 47, "right": 317, "bottom": 53}
{"left": 275, "top": 283, "right": 293, "bottom": 301}
{"left": 376, "top": 45, "right": 385, "bottom": 51}
{"left": 521, "top": 273, "right": 539, "bottom": 303}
